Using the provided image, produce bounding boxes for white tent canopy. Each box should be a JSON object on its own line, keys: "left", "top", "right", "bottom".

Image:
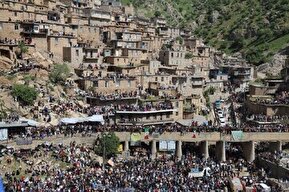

{"left": 59, "top": 115, "right": 104, "bottom": 125}
{"left": 60, "top": 118, "right": 80, "bottom": 125}
{"left": 19, "top": 118, "right": 39, "bottom": 127}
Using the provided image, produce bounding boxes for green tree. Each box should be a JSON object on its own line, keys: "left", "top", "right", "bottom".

{"left": 185, "top": 52, "right": 193, "bottom": 59}
{"left": 154, "top": 10, "right": 161, "bottom": 18}
{"left": 18, "top": 41, "right": 28, "bottom": 59}
{"left": 176, "top": 36, "right": 184, "bottom": 44}
{"left": 49, "top": 63, "right": 70, "bottom": 84}
{"left": 95, "top": 132, "right": 120, "bottom": 159}
{"left": 12, "top": 84, "right": 38, "bottom": 105}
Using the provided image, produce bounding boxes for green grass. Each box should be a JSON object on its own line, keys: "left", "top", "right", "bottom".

{"left": 267, "top": 33, "right": 289, "bottom": 53}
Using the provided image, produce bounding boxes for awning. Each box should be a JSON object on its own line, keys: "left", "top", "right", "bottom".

{"left": 19, "top": 118, "right": 39, "bottom": 127}
{"left": 59, "top": 115, "right": 104, "bottom": 125}
{"left": 60, "top": 118, "right": 80, "bottom": 125}
{"left": 86, "top": 115, "right": 104, "bottom": 125}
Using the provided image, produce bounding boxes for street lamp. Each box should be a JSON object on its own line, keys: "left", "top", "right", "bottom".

{"left": 101, "top": 132, "right": 111, "bottom": 170}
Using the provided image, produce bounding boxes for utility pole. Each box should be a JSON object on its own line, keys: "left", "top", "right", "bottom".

{"left": 102, "top": 133, "right": 106, "bottom": 170}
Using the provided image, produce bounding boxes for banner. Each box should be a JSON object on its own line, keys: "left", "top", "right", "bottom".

{"left": 159, "top": 140, "right": 167, "bottom": 151}
{"left": 159, "top": 140, "right": 176, "bottom": 151}
{"left": 130, "top": 141, "right": 141, "bottom": 146}
{"left": 0, "top": 129, "right": 8, "bottom": 141}
{"left": 144, "top": 127, "right": 149, "bottom": 139}
{"left": 0, "top": 176, "right": 4, "bottom": 192}
{"left": 130, "top": 133, "right": 141, "bottom": 142}
{"left": 231, "top": 131, "right": 244, "bottom": 141}
{"left": 118, "top": 144, "right": 123, "bottom": 152}
{"left": 167, "top": 141, "right": 176, "bottom": 151}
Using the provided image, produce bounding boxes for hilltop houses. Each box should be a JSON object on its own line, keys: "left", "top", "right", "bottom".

{"left": 0, "top": 0, "right": 255, "bottom": 126}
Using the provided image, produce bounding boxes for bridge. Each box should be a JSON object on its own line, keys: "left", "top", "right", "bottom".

{"left": 1, "top": 132, "right": 287, "bottom": 163}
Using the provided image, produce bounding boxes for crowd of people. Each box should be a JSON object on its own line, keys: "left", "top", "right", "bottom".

{"left": 247, "top": 114, "right": 289, "bottom": 123}
{"left": 1, "top": 141, "right": 280, "bottom": 191}
{"left": 255, "top": 91, "right": 289, "bottom": 105}
{"left": 87, "top": 91, "right": 139, "bottom": 100}
{"left": 116, "top": 102, "right": 174, "bottom": 112}
{"left": 259, "top": 150, "right": 284, "bottom": 165}
{"left": 0, "top": 38, "right": 23, "bottom": 45}
{"left": 4, "top": 121, "right": 289, "bottom": 143}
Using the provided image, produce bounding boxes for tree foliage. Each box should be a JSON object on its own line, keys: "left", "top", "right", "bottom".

{"left": 95, "top": 132, "right": 120, "bottom": 159}
{"left": 49, "top": 63, "right": 70, "bottom": 84}
{"left": 123, "top": 0, "right": 289, "bottom": 65}
{"left": 12, "top": 84, "right": 38, "bottom": 105}
{"left": 185, "top": 53, "right": 193, "bottom": 59}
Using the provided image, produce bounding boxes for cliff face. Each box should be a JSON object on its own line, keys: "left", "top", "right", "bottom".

{"left": 122, "top": 0, "right": 289, "bottom": 65}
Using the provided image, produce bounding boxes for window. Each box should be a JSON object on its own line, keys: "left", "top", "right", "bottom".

{"left": 166, "top": 114, "right": 170, "bottom": 118}
{"left": 155, "top": 77, "right": 158, "bottom": 81}
{"left": 93, "top": 81, "right": 98, "bottom": 87}
{"left": 105, "top": 81, "right": 109, "bottom": 87}
{"left": 14, "top": 12, "right": 17, "bottom": 16}
{"left": 176, "top": 112, "right": 178, "bottom": 116}
{"left": 161, "top": 77, "right": 164, "bottom": 81}
{"left": 14, "top": 24, "right": 19, "bottom": 30}
{"left": 76, "top": 49, "right": 79, "bottom": 56}
{"left": 128, "top": 80, "right": 131, "bottom": 87}
{"left": 171, "top": 52, "right": 173, "bottom": 57}
{"left": 55, "top": 38, "right": 59, "bottom": 42}
{"left": 146, "top": 115, "right": 149, "bottom": 120}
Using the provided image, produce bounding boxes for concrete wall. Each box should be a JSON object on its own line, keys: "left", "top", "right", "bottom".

{"left": 47, "top": 36, "right": 77, "bottom": 60}
{"left": 63, "top": 47, "right": 83, "bottom": 68}
{"left": 0, "top": 22, "right": 22, "bottom": 39}
{"left": 83, "top": 78, "right": 138, "bottom": 94}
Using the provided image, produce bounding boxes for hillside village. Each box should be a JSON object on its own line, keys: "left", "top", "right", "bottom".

{"left": 0, "top": 0, "right": 256, "bottom": 125}
{"left": 3, "top": 1, "right": 289, "bottom": 191}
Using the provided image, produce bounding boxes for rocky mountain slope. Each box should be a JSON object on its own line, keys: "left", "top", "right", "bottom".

{"left": 123, "top": 0, "right": 289, "bottom": 65}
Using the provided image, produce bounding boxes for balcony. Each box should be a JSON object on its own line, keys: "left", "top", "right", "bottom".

{"left": 117, "top": 118, "right": 174, "bottom": 126}
{"left": 115, "top": 109, "right": 177, "bottom": 114}
{"left": 234, "top": 71, "right": 250, "bottom": 76}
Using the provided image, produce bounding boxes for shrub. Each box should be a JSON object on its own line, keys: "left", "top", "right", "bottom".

{"left": 12, "top": 84, "right": 38, "bottom": 105}
{"left": 49, "top": 63, "right": 70, "bottom": 84}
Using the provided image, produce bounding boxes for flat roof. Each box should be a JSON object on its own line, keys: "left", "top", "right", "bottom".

{"left": 115, "top": 109, "right": 177, "bottom": 114}
{"left": 0, "top": 122, "right": 28, "bottom": 128}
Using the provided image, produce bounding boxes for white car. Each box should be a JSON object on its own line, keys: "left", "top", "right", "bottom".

{"left": 220, "top": 122, "right": 226, "bottom": 127}
{"left": 220, "top": 117, "right": 226, "bottom": 123}
{"left": 217, "top": 110, "right": 224, "bottom": 118}
{"left": 220, "top": 118, "right": 226, "bottom": 127}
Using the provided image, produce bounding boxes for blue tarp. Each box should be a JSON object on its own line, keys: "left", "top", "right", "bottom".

{"left": 0, "top": 176, "right": 5, "bottom": 192}
{"left": 191, "top": 168, "right": 199, "bottom": 173}
{"left": 232, "top": 131, "right": 244, "bottom": 141}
